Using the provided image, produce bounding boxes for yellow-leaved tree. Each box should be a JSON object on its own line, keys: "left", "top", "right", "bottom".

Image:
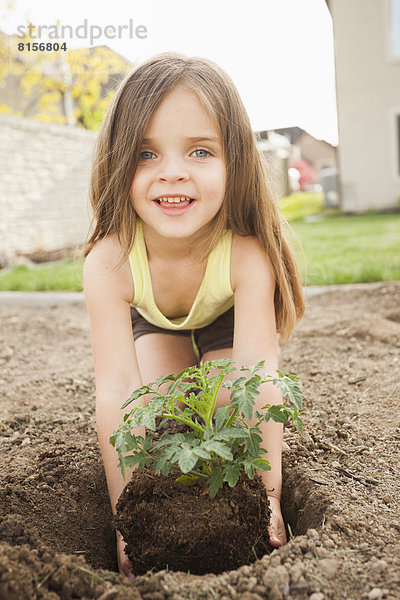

{"left": 0, "top": 22, "right": 132, "bottom": 130}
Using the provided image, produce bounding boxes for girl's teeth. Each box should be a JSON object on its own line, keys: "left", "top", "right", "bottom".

{"left": 158, "top": 197, "right": 190, "bottom": 203}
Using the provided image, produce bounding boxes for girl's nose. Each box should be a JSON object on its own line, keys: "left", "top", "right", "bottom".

{"left": 156, "top": 156, "right": 189, "bottom": 182}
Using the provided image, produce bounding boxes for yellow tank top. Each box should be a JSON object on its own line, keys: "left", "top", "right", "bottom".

{"left": 129, "top": 219, "right": 234, "bottom": 330}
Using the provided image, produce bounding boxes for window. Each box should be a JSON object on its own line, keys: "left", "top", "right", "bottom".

{"left": 389, "top": 0, "right": 400, "bottom": 58}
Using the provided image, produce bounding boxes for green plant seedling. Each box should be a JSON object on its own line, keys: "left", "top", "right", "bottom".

{"left": 110, "top": 359, "right": 303, "bottom": 498}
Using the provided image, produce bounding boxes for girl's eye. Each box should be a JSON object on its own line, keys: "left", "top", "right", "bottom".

{"left": 192, "top": 149, "right": 211, "bottom": 158}
{"left": 139, "top": 151, "right": 155, "bottom": 160}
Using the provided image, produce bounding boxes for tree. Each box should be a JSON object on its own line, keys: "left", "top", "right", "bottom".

{"left": 0, "top": 23, "right": 131, "bottom": 130}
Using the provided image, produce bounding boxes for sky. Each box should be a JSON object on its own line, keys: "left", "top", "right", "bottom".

{"left": 2, "top": 0, "right": 338, "bottom": 145}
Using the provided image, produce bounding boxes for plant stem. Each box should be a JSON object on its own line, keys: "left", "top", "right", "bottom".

{"left": 161, "top": 412, "right": 205, "bottom": 434}
{"left": 177, "top": 395, "right": 208, "bottom": 422}
{"left": 199, "top": 368, "right": 208, "bottom": 392}
{"left": 206, "top": 372, "right": 225, "bottom": 428}
{"left": 225, "top": 407, "right": 238, "bottom": 428}
{"left": 170, "top": 467, "right": 208, "bottom": 480}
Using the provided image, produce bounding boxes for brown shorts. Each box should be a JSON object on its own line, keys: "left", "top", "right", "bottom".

{"left": 130, "top": 305, "right": 234, "bottom": 362}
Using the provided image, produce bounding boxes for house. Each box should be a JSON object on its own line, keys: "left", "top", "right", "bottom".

{"left": 256, "top": 127, "right": 338, "bottom": 198}
{"left": 326, "top": 0, "right": 400, "bottom": 213}
{"left": 272, "top": 126, "right": 337, "bottom": 179}
{"left": 256, "top": 130, "right": 292, "bottom": 198}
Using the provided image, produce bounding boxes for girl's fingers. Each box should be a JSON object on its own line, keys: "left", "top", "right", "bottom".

{"left": 119, "top": 553, "right": 135, "bottom": 578}
{"left": 267, "top": 497, "right": 287, "bottom": 548}
{"left": 117, "top": 533, "right": 135, "bottom": 578}
{"left": 267, "top": 527, "right": 284, "bottom": 548}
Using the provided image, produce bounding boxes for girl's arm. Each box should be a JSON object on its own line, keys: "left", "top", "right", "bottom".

{"left": 83, "top": 237, "right": 144, "bottom": 513}
{"left": 231, "top": 234, "right": 285, "bottom": 543}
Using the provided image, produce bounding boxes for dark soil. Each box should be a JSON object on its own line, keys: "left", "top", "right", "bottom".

{"left": 115, "top": 467, "right": 271, "bottom": 576}
{"left": 0, "top": 281, "right": 399, "bottom": 599}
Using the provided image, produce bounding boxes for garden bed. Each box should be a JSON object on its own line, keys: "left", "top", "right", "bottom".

{"left": 0, "top": 281, "right": 399, "bottom": 599}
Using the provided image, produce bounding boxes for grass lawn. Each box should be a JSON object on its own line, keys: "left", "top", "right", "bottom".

{"left": 0, "top": 259, "right": 83, "bottom": 292}
{"left": 287, "top": 212, "right": 400, "bottom": 285}
{"left": 280, "top": 191, "right": 326, "bottom": 221}
{"left": 0, "top": 193, "right": 399, "bottom": 290}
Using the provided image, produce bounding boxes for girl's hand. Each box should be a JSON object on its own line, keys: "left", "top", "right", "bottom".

{"left": 267, "top": 496, "right": 287, "bottom": 548}
{"left": 117, "top": 531, "right": 135, "bottom": 578}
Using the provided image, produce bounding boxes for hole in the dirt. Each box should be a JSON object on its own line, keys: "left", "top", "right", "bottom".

{"left": 97, "top": 460, "right": 330, "bottom": 575}
{"left": 281, "top": 460, "right": 331, "bottom": 537}
{"left": 0, "top": 449, "right": 330, "bottom": 577}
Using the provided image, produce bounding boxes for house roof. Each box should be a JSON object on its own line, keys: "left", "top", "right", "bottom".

{"left": 257, "top": 126, "right": 335, "bottom": 148}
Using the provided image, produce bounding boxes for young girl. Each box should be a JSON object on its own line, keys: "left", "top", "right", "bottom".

{"left": 83, "top": 52, "right": 305, "bottom": 577}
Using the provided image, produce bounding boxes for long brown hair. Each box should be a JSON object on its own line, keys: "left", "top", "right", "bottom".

{"left": 84, "top": 51, "right": 305, "bottom": 341}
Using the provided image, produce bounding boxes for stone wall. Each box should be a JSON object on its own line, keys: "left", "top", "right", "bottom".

{"left": 0, "top": 114, "right": 97, "bottom": 258}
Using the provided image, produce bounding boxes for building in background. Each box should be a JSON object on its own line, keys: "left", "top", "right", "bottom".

{"left": 274, "top": 126, "right": 337, "bottom": 175}
{"left": 256, "top": 130, "right": 293, "bottom": 198}
{"left": 272, "top": 126, "right": 337, "bottom": 197}
{"left": 326, "top": 0, "right": 400, "bottom": 213}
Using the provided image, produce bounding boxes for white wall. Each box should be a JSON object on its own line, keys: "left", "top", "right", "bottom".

{"left": 330, "top": 0, "right": 400, "bottom": 212}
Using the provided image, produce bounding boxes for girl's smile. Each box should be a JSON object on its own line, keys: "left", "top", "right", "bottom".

{"left": 129, "top": 85, "right": 226, "bottom": 258}
{"left": 153, "top": 194, "right": 196, "bottom": 215}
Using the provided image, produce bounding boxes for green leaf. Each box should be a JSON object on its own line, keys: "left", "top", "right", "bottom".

{"left": 253, "top": 458, "right": 271, "bottom": 471}
{"left": 123, "top": 454, "right": 142, "bottom": 468}
{"left": 155, "top": 373, "right": 176, "bottom": 386}
{"left": 193, "top": 447, "right": 211, "bottom": 460}
{"left": 111, "top": 430, "right": 126, "bottom": 455}
{"left": 203, "top": 441, "right": 233, "bottom": 460}
{"left": 175, "top": 364, "right": 200, "bottom": 380}
{"left": 153, "top": 433, "right": 186, "bottom": 449}
{"left": 203, "top": 358, "right": 235, "bottom": 371}
{"left": 175, "top": 474, "right": 199, "bottom": 485}
{"left": 223, "top": 463, "right": 241, "bottom": 487}
{"left": 204, "top": 428, "right": 213, "bottom": 441}
{"left": 224, "top": 376, "right": 246, "bottom": 388}
{"left": 124, "top": 432, "right": 141, "bottom": 451}
{"left": 193, "top": 400, "right": 210, "bottom": 417}
{"left": 275, "top": 373, "right": 303, "bottom": 411}
{"left": 214, "top": 404, "right": 232, "bottom": 430}
{"left": 247, "top": 430, "right": 263, "bottom": 456}
{"left": 154, "top": 453, "right": 173, "bottom": 475}
{"left": 294, "top": 415, "right": 303, "bottom": 434}
{"left": 177, "top": 445, "right": 198, "bottom": 473}
{"left": 244, "top": 462, "right": 255, "bottom": 479}
{"left": 136, "top": 407, "right": 157, "bottom": 431}
{"left": 208, "top": 469, "right": 224, "bottom": 498}
{"left": 267, "top": 405, "right": 290, "bottom": 424}
{"left": 137, "top": 455, "right": 153, "bottom": 468}
{"left": 240, "top": 360, "right": 265, "bottom": 374}
{"left": 121, "top": 384, "right": 153, "bottom": 409}
{"left": 214, "top": 426, "right": 248, "bottom": 441}
{"left": 230, "top": 385, "right": 258, "bottom": 421}
{"left": 117, "top": 455, "right": 126, "bottom": 479}
{"left": 143, "top": 436, "right": 154, "bottom": 451}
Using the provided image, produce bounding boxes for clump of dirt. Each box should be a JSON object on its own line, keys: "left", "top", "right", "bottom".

{"left": 115, "top": 467, "right": 271, "bottom": 575}
{"left": 0, "top": 281, "right": 399, "bottom": 599}
{"left": 0, "top": 535, "right": 137, "bottom": 600}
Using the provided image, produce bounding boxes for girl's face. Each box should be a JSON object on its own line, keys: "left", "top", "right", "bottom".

{"left": 129, "top": 85, "right": 226, "bottom": 246}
